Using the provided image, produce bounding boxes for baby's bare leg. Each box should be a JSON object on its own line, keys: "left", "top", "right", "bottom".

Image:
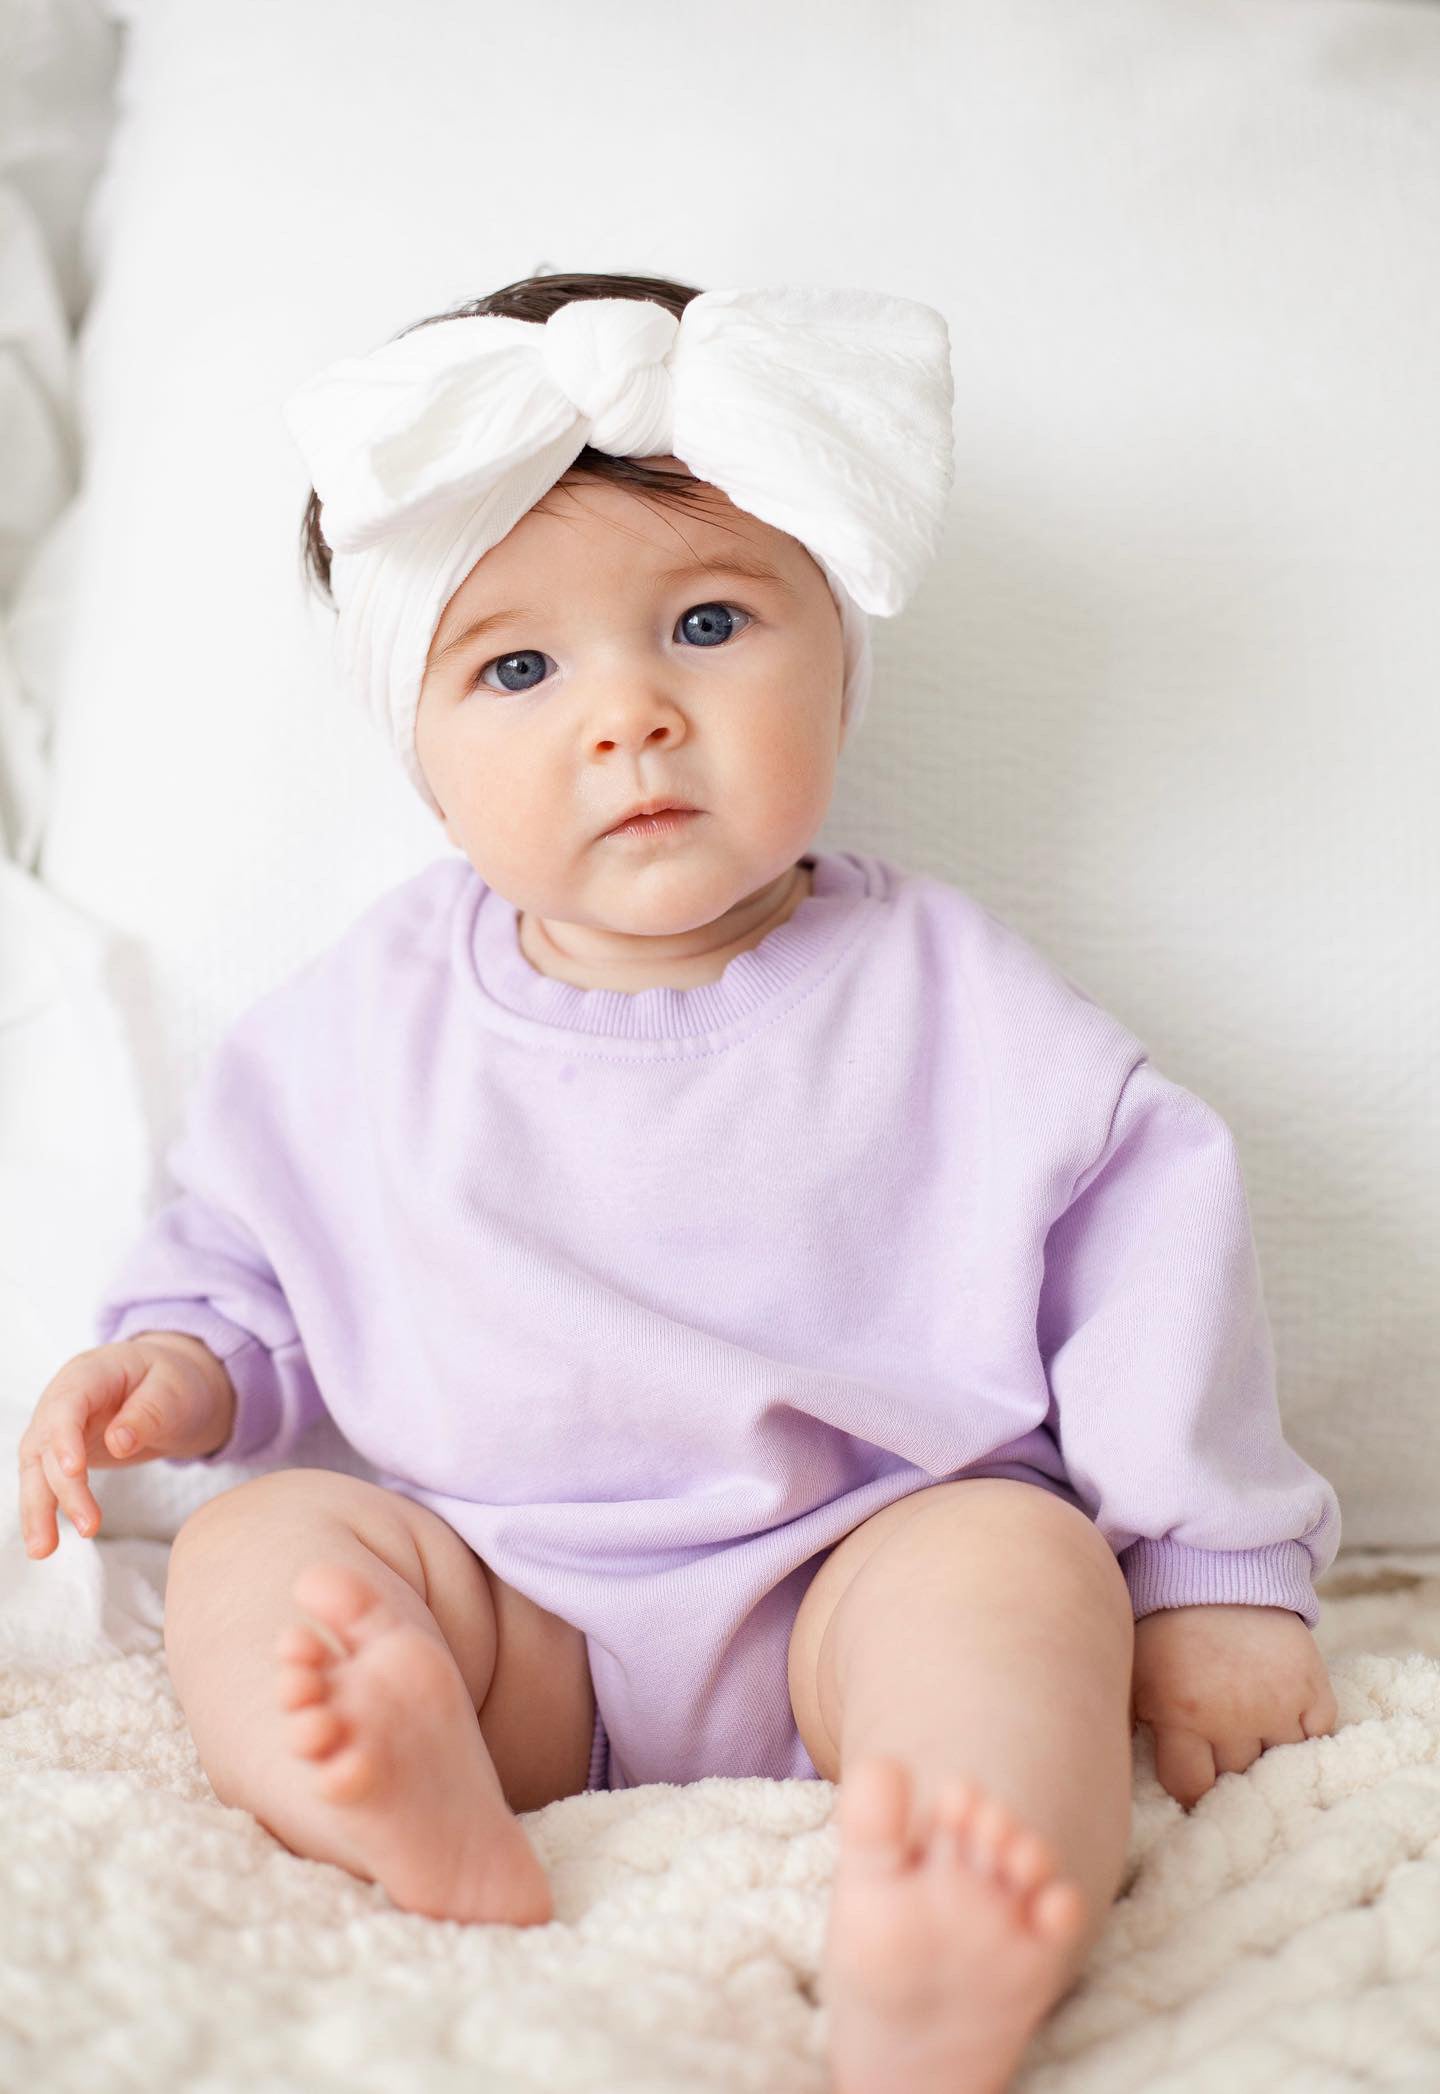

{"left": 163, "top": 1468, "right": 594, "bottom": 1926}
{"left": 789, "top": 1478, "right": 1134, "bottom": 2094}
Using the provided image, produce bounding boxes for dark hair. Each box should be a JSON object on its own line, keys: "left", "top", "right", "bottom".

{"left": 298, "top": 269, "right": 712, "bottom": 609}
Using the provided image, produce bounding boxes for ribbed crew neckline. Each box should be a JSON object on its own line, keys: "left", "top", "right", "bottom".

{"left": 460, "top": 848, "right": 876, "bottom": 1047}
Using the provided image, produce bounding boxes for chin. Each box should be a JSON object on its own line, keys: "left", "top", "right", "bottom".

{"left": 598, "top": 876, "right": 740, "bottom": 933}
{"left": 606, "top": 900, "right": 725, "bottom": 938}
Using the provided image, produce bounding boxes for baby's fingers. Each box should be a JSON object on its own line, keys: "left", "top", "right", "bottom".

{"left": 18, "top": 1441, "right": 99, "bottom": 1556}
{"left": 101, "top": 1397, "right": 161, "bottom": 1460}
{"left": 17, "top": 1447, "right": 58, "bottom": 1556}
{"left": 45, "top": 1439, "right": 101, "bottom": 1539}
{"left": 1150, "top": 1724, "right": 1217, "bottom": 1811}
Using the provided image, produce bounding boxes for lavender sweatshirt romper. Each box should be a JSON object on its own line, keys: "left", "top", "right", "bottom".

{"left": 94, "top": 850, "right": 1341, "bottom": 1792}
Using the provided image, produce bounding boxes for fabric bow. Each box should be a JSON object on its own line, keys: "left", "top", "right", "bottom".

{"left": 281, "top": 286, "right": 955, "bottom": 817}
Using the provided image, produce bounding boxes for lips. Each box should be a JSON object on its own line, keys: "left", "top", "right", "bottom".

{"left": 604, "top": 798, "right": 699, "bottom": 835}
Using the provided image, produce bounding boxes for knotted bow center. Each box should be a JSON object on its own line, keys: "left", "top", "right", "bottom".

{"left": 540, "top": 297, "right": 679, "bottom": 458}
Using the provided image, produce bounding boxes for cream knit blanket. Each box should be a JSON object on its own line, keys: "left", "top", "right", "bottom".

{"left": 1, "top": 1542, "right": 1437, "bottom": 2091}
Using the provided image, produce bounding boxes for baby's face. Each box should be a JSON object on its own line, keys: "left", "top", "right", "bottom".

{"left": 414, "top": 459, "right": 845, "bottom": 945}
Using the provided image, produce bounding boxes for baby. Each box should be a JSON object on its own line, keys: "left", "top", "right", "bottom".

{"left": 17, "top": 270, "right": 1342, "bottom": 2094}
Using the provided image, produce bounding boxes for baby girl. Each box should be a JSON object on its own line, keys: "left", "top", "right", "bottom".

{"left": 18, "top": 270, "right": 1341, "bottom": 2094}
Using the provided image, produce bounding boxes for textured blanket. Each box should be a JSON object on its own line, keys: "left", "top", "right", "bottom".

{"left": 2, "top": 1544, "right": 1438, "bottom": 2092}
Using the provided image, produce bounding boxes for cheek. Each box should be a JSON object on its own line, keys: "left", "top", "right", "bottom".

{"left": 419, "top": 695, "right": 502, "bottom": 783}
{"left": 414, "top": 686, "right": 457, "bottom": 773}
{"left": 744, "top": 715, "right": 831, "bottom": 826}
{"left": 782, "top": 614, "right": 845, "bottom": 719}
{"left": 757, "top": 658, "right": 840, "bottom": 761}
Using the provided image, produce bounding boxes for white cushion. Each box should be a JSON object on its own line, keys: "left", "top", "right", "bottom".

{"left": 0, "top": 0, "right": 119, "bottom": 860}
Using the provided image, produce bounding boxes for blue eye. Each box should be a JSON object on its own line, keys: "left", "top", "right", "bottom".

{"left": 471, "top": 602, "right": 752, "bottom": 693}
{"left": 477, "top": 648, "right": 550, "bottom": 695}
{"left": 677, "top": 601, "right": 751, "bottom": 648}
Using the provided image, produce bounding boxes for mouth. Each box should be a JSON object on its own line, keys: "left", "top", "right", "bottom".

{"left": 601, "top": 800, "right": 703, "bottom": 840}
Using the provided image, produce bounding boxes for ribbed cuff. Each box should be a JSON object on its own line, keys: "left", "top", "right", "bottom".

{"left": 1120, "top": 1536, "right": 1320, "bottom": 1630}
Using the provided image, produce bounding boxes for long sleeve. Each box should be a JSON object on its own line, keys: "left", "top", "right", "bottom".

{"left": 1036, "top": 1057, "right": 1341, "bottom": 1630}
{"left": 92, "top": 1025, "right": 330, "bottom": 1468}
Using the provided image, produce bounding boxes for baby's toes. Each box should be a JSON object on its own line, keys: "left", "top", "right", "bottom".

{"left": 288, "top": 1702, "right": 348, "bottom": 1761}
{"left": 275, "top": 1619, "right": 334, "bottom": 1712}
{"left": 838, "top": 1757, "right": 917, "bottom": 1870}
{"left": 997, "top": 1827, "right": 1060, "bottom": 1900}
{"left": 962, "top": 1792, "right": 1017, "bottom": 1882}
{"left": 1028, "top": 1875, "right": 1091, "bottom": 1943}
{"left": 932, "top": 1784, "right": 1053, "bottom": 1915}
{"left": 292, "top": 1562, "right": 381, "bottom": 1650}
{"left": 276, "top": 1621, "right": 332, "bottom": 1667}
{"left": 974, "top": 1811, "right": 1090, "bottom": 1942}
{"left": 928, "top": 1777, "right": 979, "bottom": 1870}
{"left": 276, "top": 1661, "right": 326, "bottom": 1712}
{"left": 311, "top": 1736, "right": 378, "bottom": 1804}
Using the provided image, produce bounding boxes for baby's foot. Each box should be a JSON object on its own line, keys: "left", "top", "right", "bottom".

{"left": 275, "top": 1561, "right": 553, "bottom": 1926}
{"left": 822, "top": 1757, "right": 1091, "bottom": 2094}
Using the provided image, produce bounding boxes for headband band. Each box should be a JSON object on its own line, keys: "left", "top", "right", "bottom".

{"left": 282, "top": 286, "right": 955, "bottom": 816}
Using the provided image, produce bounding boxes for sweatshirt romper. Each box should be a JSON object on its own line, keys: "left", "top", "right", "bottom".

{"left": 94, "top": 848, "right": 1342, "bottom": 1792}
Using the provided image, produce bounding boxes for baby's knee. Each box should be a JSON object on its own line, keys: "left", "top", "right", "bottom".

{"left": 170, "top": 1467, "right": 349, "bottom": 1558}
{"left": 162, "top": 1469, "right": 415, "bottom": 1680}
{"left": 166, "top": 1468, "right": 434, "bottom": 1611}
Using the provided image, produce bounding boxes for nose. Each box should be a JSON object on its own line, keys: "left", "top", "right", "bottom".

{"left": 584, "top": 658, "right": 687, "bottom": 752}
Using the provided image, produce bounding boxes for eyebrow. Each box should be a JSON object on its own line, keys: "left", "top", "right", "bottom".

{"left": 428, "top": 555, "right": 795, "bottom": 669}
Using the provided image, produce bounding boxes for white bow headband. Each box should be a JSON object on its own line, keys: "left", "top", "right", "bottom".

{"left": 282, "top": 286, "right": 955, "bottom": 817}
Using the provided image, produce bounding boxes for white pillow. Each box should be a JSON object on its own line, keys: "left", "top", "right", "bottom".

{"left": 18, "top": 0, "right": 1440, "bottom": 1547}
{"left": 0, "top": 0, "right": 120, "bottom": 862}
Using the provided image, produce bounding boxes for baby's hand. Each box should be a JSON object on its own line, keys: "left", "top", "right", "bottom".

{"left": 1131, "top": 1602, "right": 1340, "bottom": 1809}
{"left": 16, "top": 1335, "right": 236, "bottom": 1558}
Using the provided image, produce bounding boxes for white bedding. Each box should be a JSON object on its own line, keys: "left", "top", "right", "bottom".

{"left": 3, "top": 1536, "right": 1438, "bottom": 2091}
